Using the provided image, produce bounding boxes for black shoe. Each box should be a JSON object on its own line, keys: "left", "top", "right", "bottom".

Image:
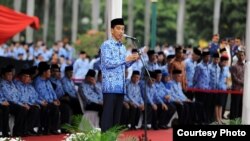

{"left": 159, "top": 125, "right": 168, "bottom": 129}
{"left": 152, "top": 125, "right": 159, "bottom": 130}
{"left": 50, "top": 130, "right": 60, "bottom": 135}
{"left": 129, "top": 126, "right": 137, "bottom": 130}
{"left": 140, "top": 125, "right": 148, "bottom": 130}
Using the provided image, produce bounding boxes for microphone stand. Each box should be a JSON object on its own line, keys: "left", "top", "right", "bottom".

{"left": 130, "top": 39, "right": 152, "bottom": 141}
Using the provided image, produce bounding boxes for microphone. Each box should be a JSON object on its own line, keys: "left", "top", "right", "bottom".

{"left": 123, "top": 34, "right": 137, "bottom": 41}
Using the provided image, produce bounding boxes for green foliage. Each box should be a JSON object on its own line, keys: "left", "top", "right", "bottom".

{"left": 229, "top": 118, "right": 242, "bottom": 125}
{"left": 0, "top": 0, "right": 247, "bottom": 47}
{"left": 74, "top": 31, "right": 106, "bottom": 57}
{"left": 62, "top": 115, "right": 137, "bottom": 141}
{"left": 186, "top": 0, "right": 247, "bottom": 44}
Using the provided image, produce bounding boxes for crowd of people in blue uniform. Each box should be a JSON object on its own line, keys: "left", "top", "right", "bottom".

{"left": 0, "top": 34, "right": 245, "bottom": 137}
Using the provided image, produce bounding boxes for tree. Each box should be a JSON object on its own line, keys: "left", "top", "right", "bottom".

{"left": 13, "top": 0, "right": 22, "bottom": 42}
{"left": 55, "top": 0, "right": 63, "bottom": 41}
{"left": 127, "top": 0, "right": 134, "bottom": 45}
{"left": 71, "top": 0, "right": 79, "bottom": 43}
{"left": 144, "top": 0, "right": 151, "bottom": 46}
{"left": 43, "top": 0, "right": 49, "bottom": 42}
{"left": 213, "top": 0, "right": 221, "bottom": 34}
{"left": 91, "top": 0, "right": 100, "bottom": 31}
{"left": 177, "top": 0, "right": 186, "bottom": 45}
{"left": 26, "top": 0, "right": 35, "bottom": 43}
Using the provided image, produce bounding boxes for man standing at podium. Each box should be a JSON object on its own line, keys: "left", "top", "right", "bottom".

{"left": 100, "top": 18, "right": 139, "bottom": 132}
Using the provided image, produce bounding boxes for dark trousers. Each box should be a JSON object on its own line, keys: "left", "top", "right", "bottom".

{"left": 101, "top": 94, "right": 124, "bottom": 132}
{"left": 40, "top": 103, "right": 60, "bottom": 133}
{"left": 120, "top": 104, "right": 130, "bottom": 126}
{"left": 69, "top": 97, "right": 82, "bottom": 115}
{"left": 142, "top": 104, "right": 158, "bottom": 129}
{"left": 0, "top": 105, "right": 10, "bottom": 137}
{"left": 230, "top": 94, "right": 243, "bottom": 119}
{"left": 159, "top": 102, "right": 176, "bottom": 126}
{"left": 185, "top": 91, "right": 195, "bottom": 101}
{"left": 196, "top": 92, "right": 215, "bottom": 123}
{"left": 9, "top": 103, "right": 28, "bottom": 136}
{"left": 59, "top": 101, "right": 73, "bottom": 127}
{"left": 173, "top": 102, "right": 189, "bottom": 125}
{"left": 128, "top": 105, "right": 141, "bottom": 128}
{"left": 25, "top": 105, "right": 40, "bottom": 132}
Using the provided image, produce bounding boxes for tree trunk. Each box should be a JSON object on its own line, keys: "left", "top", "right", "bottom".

{"left": 26, "top": 0, "right": 35, "bottom": 43}
{"left": 144, "top": 0, "right": 151, "bottom": 46}
{"left": 55, "top": 0, "right": 64, "bottom": 41}
{"left": 71, "top": 0, "right": 79, "bottom": 43}
{"left": 127, "top": 0, "right": 134, "bottom": 44}
{"left": 91, "top": 0, "right": 100, "bottom": 30}
{"left": 242, "top": 0, "right": 250, "bottom": 124}
{"left": 43, "top": 0, "right": 49, "bottom": 42}
{"left": 176, "top": 0, "right": 186, "bottom": 45}
{"left": 213, "top": 0, "right": 221, "bottom": 34}
{"left": 13, "top": 0, "right": 22, "bottom": 42}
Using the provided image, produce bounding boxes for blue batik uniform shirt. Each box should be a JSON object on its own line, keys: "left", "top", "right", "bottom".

{"left": 218, "top": 66, "right": 230, "bottom": 90}
{"left": 81, "top": 82, "right": 103, "bottom": 104}
{"left": 141, "top": 82, "right": 164, "bottom": 105}
{"left": 154, "top": 81, "right": 174, "bottom": 102}
{"left": 73, "top": 58, "right": 89, "bottom": 79}
{"left": 193, "top": 61, "right": 210, "bottom": 89}
{"left": 209, "top": 63, "right": 220, "bottom": 89}
{"left": 61, "top": 76, "right": 77, "bottom": 98}
{"left": 50, "top": 77, "right": 65, "bottom": 99}
{"left": 33, "top": 76, "right": 58, "bottom": 103}
{"left": 100, "top": 38, "right": 134, "bottom": 94}
{"left": 0, "top": 79, "right": 22, "bottom": 105}
{"left": 126, "top": 80, "right": 144, "bottom": 106}
{"left": 14, "top": 80, "right": 42, "bottom": 105}
{"left": 185, "top": 58, "right": 197, "bottom": 88}
{"left": 169, "top": 80, "right": 188, "bottom": 102}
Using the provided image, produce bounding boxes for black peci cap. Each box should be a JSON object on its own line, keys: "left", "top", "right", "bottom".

{"left": 111, "top": 18, "right": 124, "bottom": 28}
{"left": 86, "top": 69, "right": 96, "bottom": 77}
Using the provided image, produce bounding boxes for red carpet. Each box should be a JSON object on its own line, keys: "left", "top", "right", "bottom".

{"left": 22, "top": 129, "right": 172, "bottom": 141}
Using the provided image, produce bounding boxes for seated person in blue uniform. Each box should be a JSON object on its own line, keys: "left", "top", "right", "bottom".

{"left": 33, "top": 62, "right": 60, "bottom": 135}
{"left": 61, "top": 66, "right": 82, "bottom": 115}
{"left": 81, "top": 69, "right": 103, "bottom": 121}
{"left": 154, "top": 70, "right": 176, "bottom": 129}
{"left": 0, "top": 69, "right": 11, "bottom": 137}
{"left": 50, "top": 64, "right": 72, "bottom": 132}
{"left": 169, "top": 69, "right": 195, "bottom": 125}
{"left": 15, "top": 68, "right": 42, "bottom": 135}
{"left": 125, "top": 71, "right": 144, "bottom": 130}
{"left": 0, "top": 66, "right": 28, "bottom": 136}
{"left": 141, "top": 71, "right": 168, "bottom": 130}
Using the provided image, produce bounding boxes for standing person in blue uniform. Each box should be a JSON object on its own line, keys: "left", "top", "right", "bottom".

{"left": 208, "top": 52, "right": 220, "bottom": 123}
{"left": 193, "top": 49, "right": 211, "bottom": 124}
{"left": 215, "top": 55, "right": 229, "bottom": 124}
{"left": 100, "top": 18, "right": 139, "bottom": 132}
{"left": 209, "top": 34, "right": 220, "bottom": 56}
{"left": 184, "top": 48, "right": 201, "bottom": 100}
